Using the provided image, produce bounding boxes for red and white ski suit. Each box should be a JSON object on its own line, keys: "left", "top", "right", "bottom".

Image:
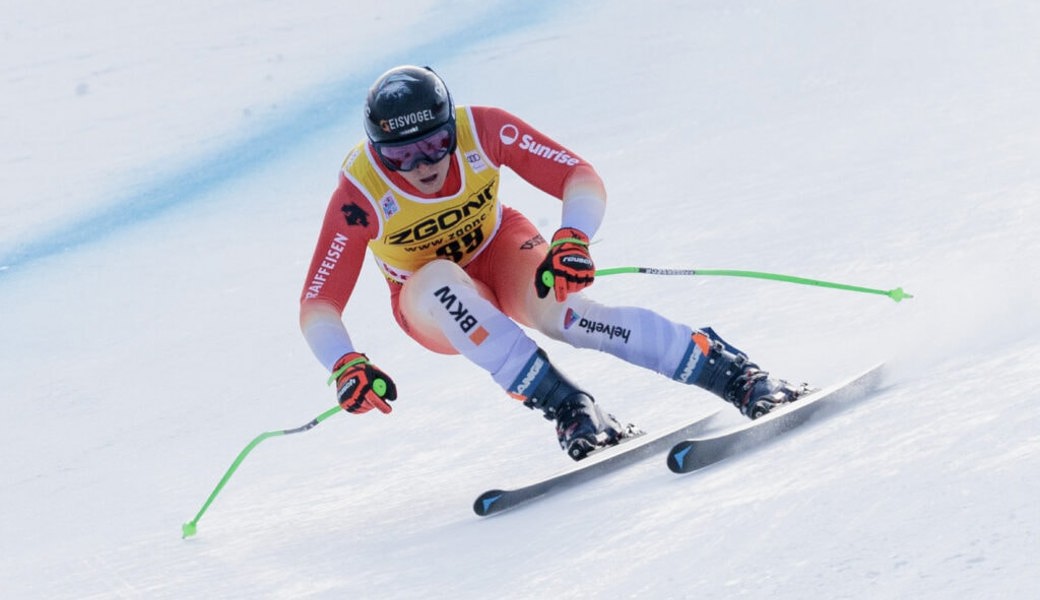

{"left": 300, "top": 106, "right": 698, "bottom": 398}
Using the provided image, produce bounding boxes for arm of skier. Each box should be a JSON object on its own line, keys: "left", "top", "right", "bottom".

{"left": 299, "top": 177, "right": 397, "bottom": 413}
{"left": 471, "top": 106, "right": 606, "bottom": 300}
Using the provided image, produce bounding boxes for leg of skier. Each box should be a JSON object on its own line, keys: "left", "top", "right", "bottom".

{"left": 393, "top": 258, "right": 634, "bottom": 460}
{"left": 472, "top": 209, "right": 810, "bottom": 420}
{"left": 529, "top": 297, "right": 810, "bottom": 419}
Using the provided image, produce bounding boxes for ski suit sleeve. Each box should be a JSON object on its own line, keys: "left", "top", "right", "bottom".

{"left": 299, "top": 175, "right": 379, "bottom": 371}
{"left": 470, "top": 106, "right": 607, "bottom": 237}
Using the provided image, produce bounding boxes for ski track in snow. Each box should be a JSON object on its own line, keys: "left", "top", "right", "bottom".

{"left": 2, "top": 1, "right": 1038, "bottom": 598}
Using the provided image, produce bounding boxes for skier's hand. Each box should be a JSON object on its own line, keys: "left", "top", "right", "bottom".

{"left": 329, "top": 352, "right": 398, "bottom": 414}
{"left": 535, "top": 227, "right": 595, "bottom": 302}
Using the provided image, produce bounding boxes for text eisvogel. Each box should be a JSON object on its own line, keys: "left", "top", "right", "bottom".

{"left": 381, "top": 109, "right": 436, "bottom": 133}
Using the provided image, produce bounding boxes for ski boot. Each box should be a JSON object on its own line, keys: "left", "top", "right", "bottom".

{"left": 554, "top": 394, "right": 640, "bottom": 461}
{"left": 680, "top": 328, "right": 812, "bottom": 419}
{"left": 513, "top": 349, "right": 638, "bottom": 460}
{"left": 729, "top": 367, "right": 813, "bottom": 419}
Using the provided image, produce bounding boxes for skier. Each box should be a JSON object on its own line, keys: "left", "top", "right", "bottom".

{"left": 300, "top": 65, "right": 809, "bottom": 460}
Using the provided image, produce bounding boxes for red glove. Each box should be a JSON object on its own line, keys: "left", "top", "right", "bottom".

{"left": 535, "top": 227, "right": 595, "bottom": 302}
{"left": 329, "top": 352, "right": 398, "bottom": 414}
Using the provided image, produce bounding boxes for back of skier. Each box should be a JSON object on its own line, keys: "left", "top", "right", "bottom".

{"left": 300, "top": 65, "right": 809, "bottom": 460}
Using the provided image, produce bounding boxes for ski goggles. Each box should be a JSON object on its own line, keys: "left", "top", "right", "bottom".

{"left": 373, "top": 121, "right": 457, "bottom": 172}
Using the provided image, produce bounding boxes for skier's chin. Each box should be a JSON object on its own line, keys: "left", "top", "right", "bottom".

{"left": 401, "top": 159, "right": 449, "bottom": 194}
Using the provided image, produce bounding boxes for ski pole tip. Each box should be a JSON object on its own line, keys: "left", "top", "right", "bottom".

{"left": 182, "top": 521, "right": 198, "bottom": 539}
{"left": 888, "top": 287, "right": 914, "bottom": 302}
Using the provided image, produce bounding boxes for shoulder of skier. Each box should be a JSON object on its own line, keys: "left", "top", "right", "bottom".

{"left": 298, "top": 174, "right": 378, "bottom": 310}
{"left": 468, "top": 105, "right": 599, "bottom": 198}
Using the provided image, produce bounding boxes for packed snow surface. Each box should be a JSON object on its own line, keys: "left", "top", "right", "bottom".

{"left": 2, "top": 1, "right": 1037, "bottom": 597}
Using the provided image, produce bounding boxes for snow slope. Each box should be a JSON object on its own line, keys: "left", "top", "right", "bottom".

{"left": 2, "top": 0, "right": 1038, "bottom": 598}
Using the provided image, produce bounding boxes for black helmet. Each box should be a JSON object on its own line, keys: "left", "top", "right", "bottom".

{"left": 364, "top": 65, "right": 455, "bottom": 144}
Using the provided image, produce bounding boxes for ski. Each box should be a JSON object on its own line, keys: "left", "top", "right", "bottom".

{"left": 474, "top": 411, "right": 721, "bottom": 517}
{"left": 667, "top": 363, "right": 885, "bottom": 474}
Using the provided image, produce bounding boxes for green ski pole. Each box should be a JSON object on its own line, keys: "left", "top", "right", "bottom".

{"left": 594, "top": 266, "right": 913, "bottom": 302}
{"left": 182, "top": 405, "right": 341, "bottom": 539}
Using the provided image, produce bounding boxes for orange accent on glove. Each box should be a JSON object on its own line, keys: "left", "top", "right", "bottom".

{"left": 330, "top": 352, "right": 398, "bottom": 414}
{"left": 535, "top": 227, "right": 595, "bottom": 302}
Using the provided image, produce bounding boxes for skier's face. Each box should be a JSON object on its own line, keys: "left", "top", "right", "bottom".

{"left": 398, "top": 152, "right": 451, "bottom": 195}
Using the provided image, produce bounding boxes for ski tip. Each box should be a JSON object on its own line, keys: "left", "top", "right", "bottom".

{"left": 473, "top": 490, "right": 506, "bottom": 517}
{"left": 666, "top": 441, "right": 695, "bottom": 474}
